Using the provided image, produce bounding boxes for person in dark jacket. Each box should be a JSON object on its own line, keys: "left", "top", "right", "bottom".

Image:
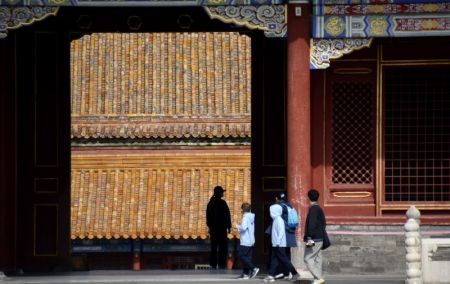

{"left": 303, "top": 189, "right": 326, "bottom": 284}
{"left": 206, "top": 185, "right": 231, "bottom": 269}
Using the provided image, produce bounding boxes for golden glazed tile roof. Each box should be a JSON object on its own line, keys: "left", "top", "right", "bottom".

{"left": 71, "top": 116, "right": 251, "bottom": 139}
{"left": 71, "top": 149, "right": 251, "bottom": 240}
{"left": 71, "top": 33, "right": 252, "bottom": 139}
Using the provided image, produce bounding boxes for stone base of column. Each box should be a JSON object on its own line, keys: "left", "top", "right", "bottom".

{"left": 291, "top": 240, "right": 313, "bottom": 280}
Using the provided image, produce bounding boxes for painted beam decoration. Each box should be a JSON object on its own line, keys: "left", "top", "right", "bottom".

{"left": 205, "top": 4, "right": 287, "bottom": 37}
{"left": 313, "top": 14, "right": 450, "bottom": 38}
{"left": 312, "top": 0, "right": 450, "bottom": 4}
{"left": 312, "top": 0, "right": 450, "bottom": 38}
{"left": 310, "top": 38, "right": 373, "bottom": 69}
{"left": 0, "top": 0, "right": 284, "bottom": 6}
{"left": 314, "top": 3, "right": 450, "bottom": 16}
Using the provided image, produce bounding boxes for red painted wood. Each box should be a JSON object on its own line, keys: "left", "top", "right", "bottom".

{"left": 311, "top": 40, "right": 450, "bottom": 224}
{"left": 287, "top": 3, "right": 311, "bottom": 238}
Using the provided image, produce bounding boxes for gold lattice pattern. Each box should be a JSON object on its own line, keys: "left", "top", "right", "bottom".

{"left": 71, "top": 32, "right": 251, "bottom": 139}
{"left": 71, "top": 149, "right": 251, "bottom": 240}
{"left": 331, "top": 82, "right": 373, "bottom": 184}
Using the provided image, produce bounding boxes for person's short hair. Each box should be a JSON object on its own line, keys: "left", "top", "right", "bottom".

{"left": 241, "top": 202, "right": 251, "bottom": 212}
{"left": 276, "top": 192, "right": 287, "bottom": 201}
{"left": 308, "top": 189, "right": 319, "bottom": 201}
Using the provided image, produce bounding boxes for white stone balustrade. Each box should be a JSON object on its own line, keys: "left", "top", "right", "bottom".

{"left": 421, "top": 238, "right": 450, "bottom": 283}
{"left": 405, "top": 206, "right": 422, "bottom": 284}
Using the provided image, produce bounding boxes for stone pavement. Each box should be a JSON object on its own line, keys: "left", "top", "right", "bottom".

{"left": 0, "top": 270, "right": 405, "bottom": 284}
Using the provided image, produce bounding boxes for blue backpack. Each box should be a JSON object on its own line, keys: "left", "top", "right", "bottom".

{"left": 282, "top": 203, "right": 299, "bottom": 230}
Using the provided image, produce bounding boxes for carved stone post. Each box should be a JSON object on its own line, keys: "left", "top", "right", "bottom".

{"left": 405, "top": 206, "right": 423, "bottom": 284}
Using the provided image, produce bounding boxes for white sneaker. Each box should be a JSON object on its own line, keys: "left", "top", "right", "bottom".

{"left": 283, "top": 272, "right": 293, "bottom": 280}
{"left": 312, "top": 279, "right": 325, "bottom": 284}
{"left": 274, "top": 273, "right": 284, "bottom": 279}
{"left": 264, "top": 276, "right": 275, "bottom": 282}
{"left": 250, "top": 267, "right": 260, "bottom": 279}
{"left": 237, "top": 274, "right": 250, "bottom": 279}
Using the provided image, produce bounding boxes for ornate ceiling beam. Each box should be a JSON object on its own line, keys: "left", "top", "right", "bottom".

{"left": 0, "top": 0, "right": 285, "bottom": 7}
{"left": 0, "top": 6, "right": 58, "bottom": 38}
{"left": 312, "top": 0, "right": 450, "bottom": 4}
{"left": 315, "top": 3, "right": 450, "bottom": 16}
{"left": 313, "top": 14, "right": 450, "bottom": 38}
{"left": 310, "top": 38, "right": 373, "bottom": 69}
{"left": 204, "top": 4, "right": 287, "bottom": 37}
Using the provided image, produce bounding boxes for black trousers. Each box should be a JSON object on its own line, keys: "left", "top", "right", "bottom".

{"left": 210, "top": 229, "right": 228, "bottom": 268}
{"left": 266, "top": 246, "right": 291, "bottom": 276}
{"left": 268, "top": 247, "right": 298, "bottom": 277}
{"left": 238, "top": 245, "right": 255, "bottom": 275}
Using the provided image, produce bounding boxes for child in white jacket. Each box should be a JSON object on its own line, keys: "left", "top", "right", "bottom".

{"left": 236, "top": 203, "right": 259, "bottom": 279}
{"left": 264, "top": 204, "right": 299, "bottom": 282}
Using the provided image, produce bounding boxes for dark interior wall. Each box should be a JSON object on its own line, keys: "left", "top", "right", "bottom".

{"left": 0, "top": 35, "right": 17, "bottom": 271}
{"left": 252, "top": 35, "right": 287, "bottom": 262}
{"left": 15, "top": 22, "right": 72, "bottom": 271}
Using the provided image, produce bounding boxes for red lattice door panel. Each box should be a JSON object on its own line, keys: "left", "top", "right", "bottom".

{"left": 323, "top": 63, "right": 377, "bottom": 212}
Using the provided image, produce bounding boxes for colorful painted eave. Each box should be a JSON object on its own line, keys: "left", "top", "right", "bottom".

{"left": 0, "top": 0, "right": 284, "bottom": 7}
{"left": 312, "top": 0, "right": 450, "bottom": 4}
{"left": 3, "top": 0, "right": 450, "bottom": 69}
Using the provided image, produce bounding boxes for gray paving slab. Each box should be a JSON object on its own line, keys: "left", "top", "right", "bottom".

{"left": 0, "top": 270, "right": 405, "bottom": 284}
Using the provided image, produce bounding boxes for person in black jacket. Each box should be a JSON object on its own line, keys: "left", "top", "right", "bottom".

{"left": 206, "top": 186, "right": 231, "bottom": 269}
{"left": 303, "top": 189, "right": 326, "bottom": 284}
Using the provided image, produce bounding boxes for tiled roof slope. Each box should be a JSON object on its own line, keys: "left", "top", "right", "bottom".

{"left": 71, "top": 33, "right": 252, "bottom": 139}
{"left": 71, "top": 149, "right": 251, "bottom": 240}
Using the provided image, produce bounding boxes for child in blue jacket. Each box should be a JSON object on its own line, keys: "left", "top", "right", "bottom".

{"left": 236, "top": 203, "right": 259, "bottom": 279}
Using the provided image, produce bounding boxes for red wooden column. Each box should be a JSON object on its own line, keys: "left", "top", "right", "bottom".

{"left": 287, "top": 2, "right": 311, "bottom": 270}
